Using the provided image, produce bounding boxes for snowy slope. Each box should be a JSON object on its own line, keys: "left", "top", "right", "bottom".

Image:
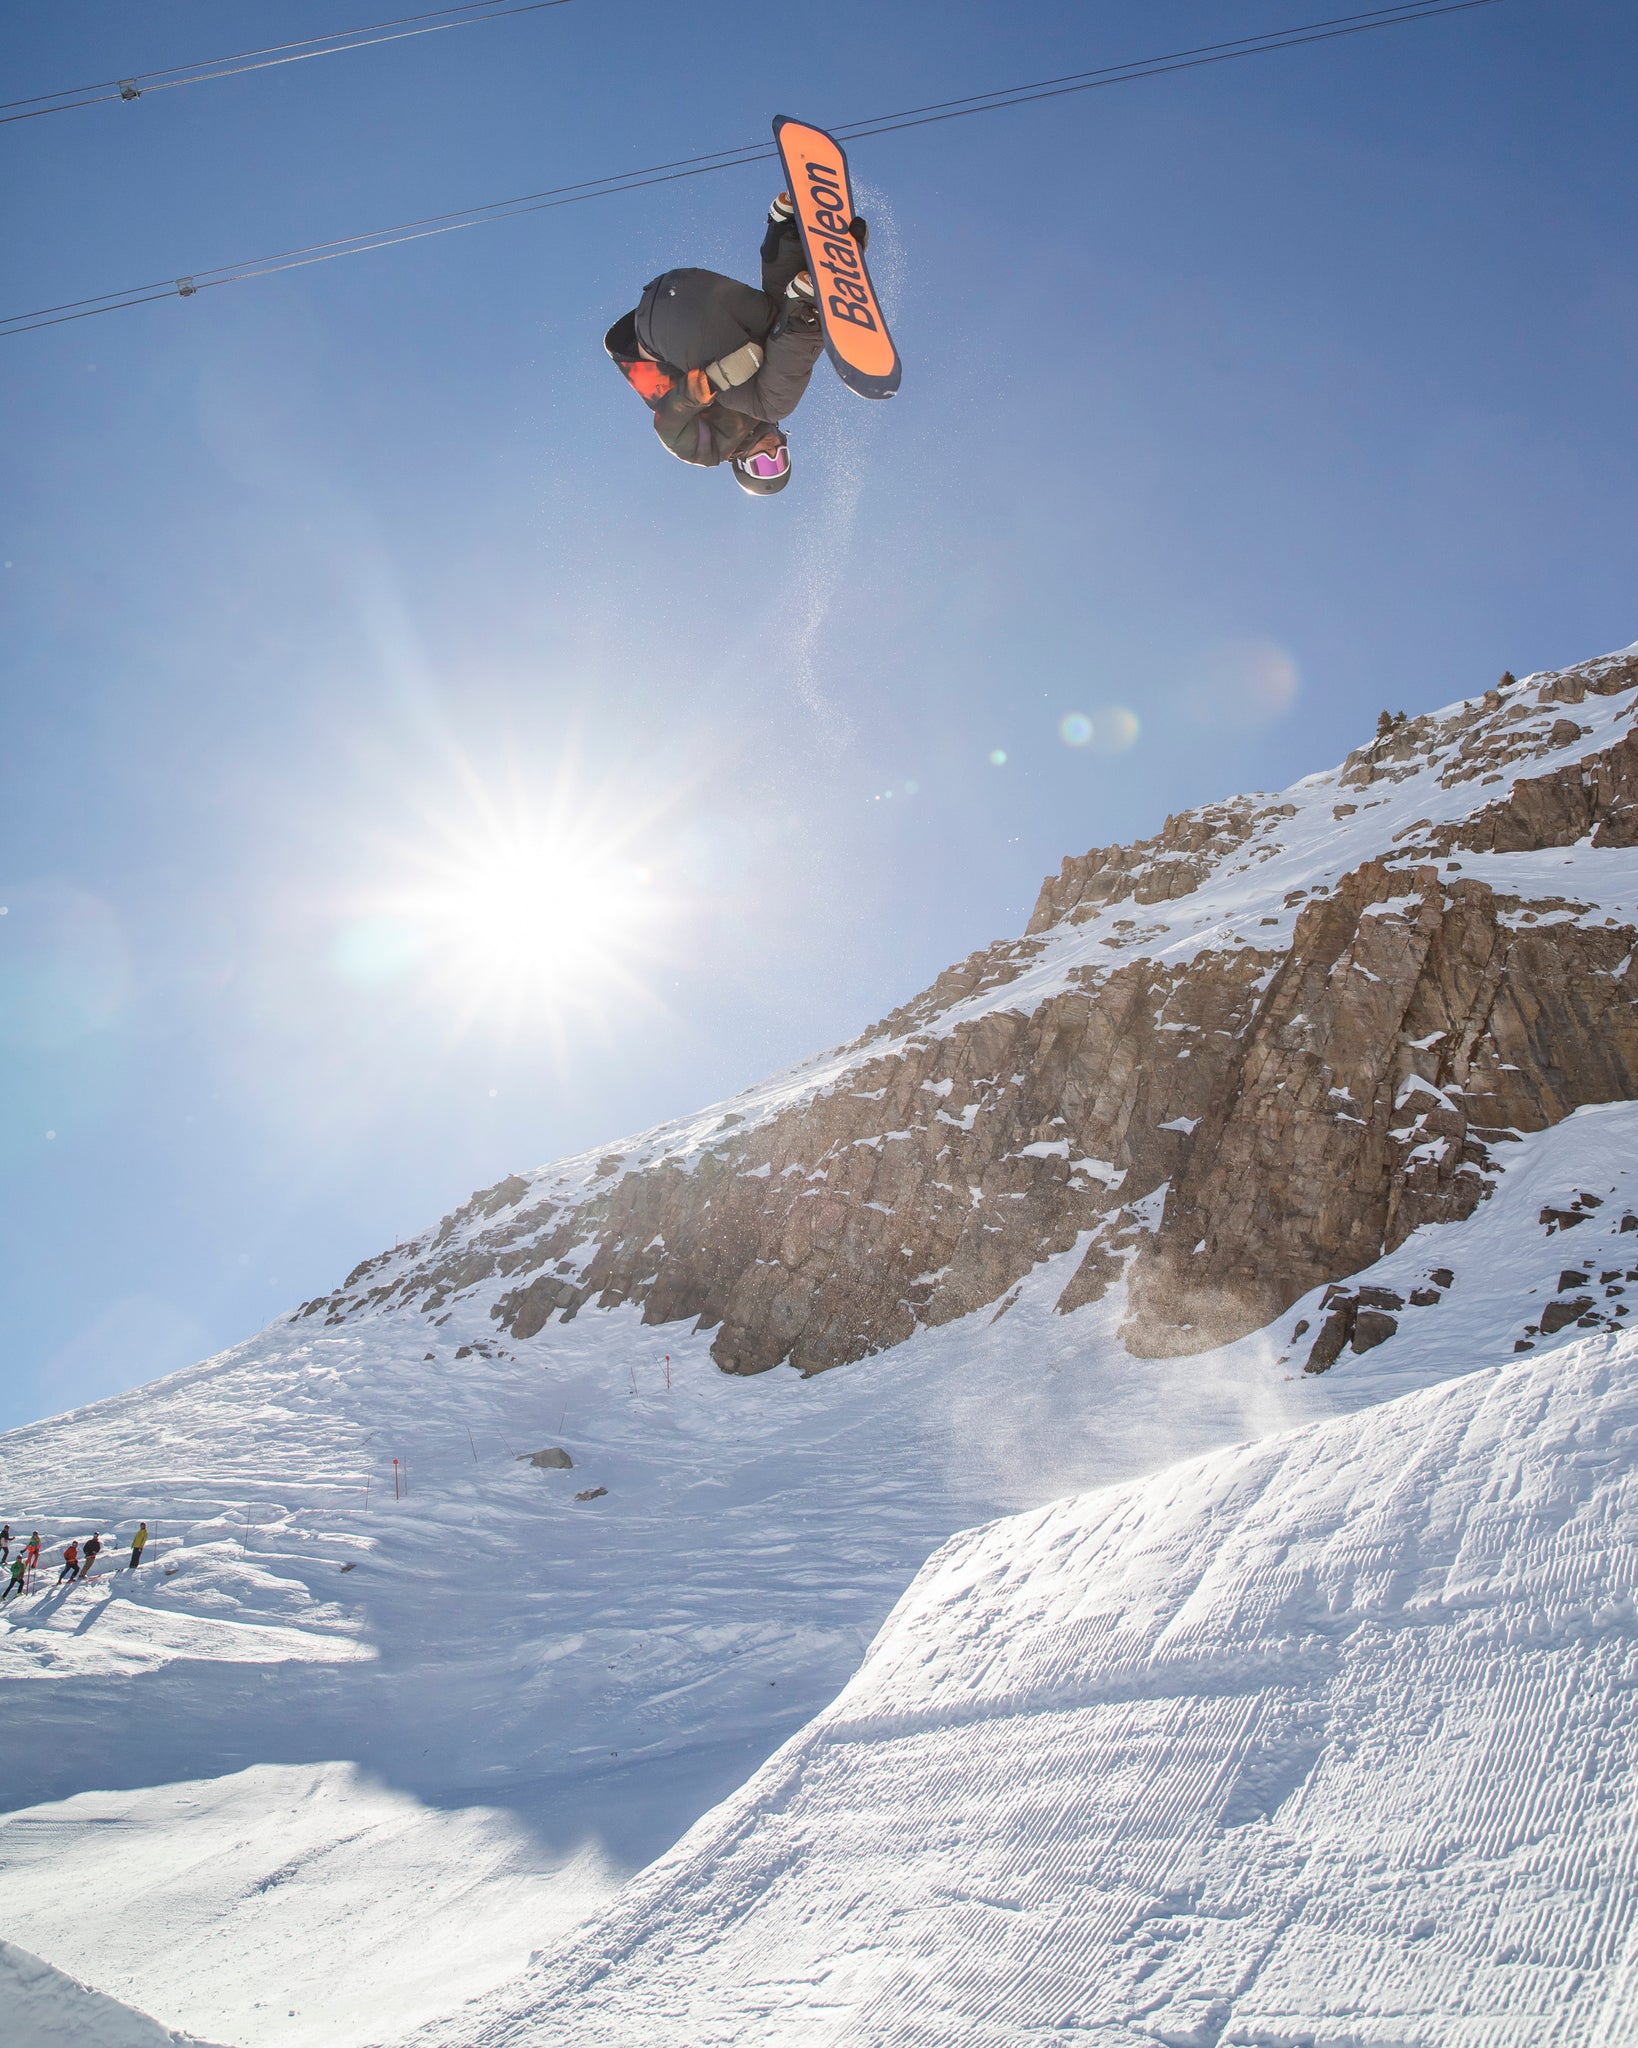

{"left": 7, "top": 646, "right": 1638, "bottom": 2044}
{"left": 0, "top": 1766, "right": 610, "bottom": 2048}
{"left": 0, "top": 1244, "right": 1283, "bottom": 2047}
{"left": 7, "top": 1106, "right": 1638, "bottom": 2042}
{"left": 434, "top": 1327, "right": 1638, "bottom": 2048}
{"left": 0, "top": 1938, "right": 220, "bottom": 2048}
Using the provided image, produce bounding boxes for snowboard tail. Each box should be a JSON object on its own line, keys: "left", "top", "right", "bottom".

{"left": 773, "top": 116, "right": 901, "bottom": 401}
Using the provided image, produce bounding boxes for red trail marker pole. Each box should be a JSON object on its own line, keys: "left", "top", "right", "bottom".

{"left": 393, "top": 1458, "right": 400, "bottom": 1501}
{"left": 665, "top": 1354, "right": 671, "bottom": 1390}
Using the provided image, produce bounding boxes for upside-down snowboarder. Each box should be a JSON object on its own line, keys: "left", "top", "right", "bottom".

{"left": 605, "top": 189, "right": 865, "bottom": 495}
{"left": 606, "top": 118, "right": 900, "bottom": 496}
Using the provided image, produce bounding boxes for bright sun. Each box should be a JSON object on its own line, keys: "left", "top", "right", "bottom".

{"left": 334, "top": 795, "right": 669, "bottom": 1033}
{"left": 438, "top": 835, "right": 651, "bottom": 987}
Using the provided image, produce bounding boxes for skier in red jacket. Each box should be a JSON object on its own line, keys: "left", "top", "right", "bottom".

{"left": 56, "top": 1541, "right": 80, "bottom": 1586}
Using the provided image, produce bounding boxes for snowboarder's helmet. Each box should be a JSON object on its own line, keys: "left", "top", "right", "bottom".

{"left": 733, "top": 438, "right": 790, "bottom": 496}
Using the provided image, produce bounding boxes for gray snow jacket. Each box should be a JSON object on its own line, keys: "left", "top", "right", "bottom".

{"left": 608, "top": 217, "right": 824, "bottom": 468}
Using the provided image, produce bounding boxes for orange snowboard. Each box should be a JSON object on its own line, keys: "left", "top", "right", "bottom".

{"left": 773, "top": 117, "right": 901, "bottom": 401}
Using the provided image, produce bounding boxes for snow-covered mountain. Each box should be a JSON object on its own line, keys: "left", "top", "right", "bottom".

{"left": 298, "top": 644, "right": 1638, "bottom": 1375}
{"left": 6, "top": 644, "right": 1638, "bottom": 2045}
{"left": 438, "top": 1324, "right": 1638, "bottom": 2046}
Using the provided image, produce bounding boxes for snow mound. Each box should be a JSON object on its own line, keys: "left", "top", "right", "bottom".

{"left": 0, "top": 1937, "right": 219, "bottom": 2047}
{"left": 0, "top": 1764, "right": 611, "bottom": 2048}
{"left": 450, "top": 1330, "right": 1638, "bottom": 2046}
{"left": 10, "top": 1110, "right": 1638, "bottom": 2042}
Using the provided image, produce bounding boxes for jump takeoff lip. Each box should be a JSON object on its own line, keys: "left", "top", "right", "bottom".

{"left": 774, "top": 115, "right": 902, "bottom": 401}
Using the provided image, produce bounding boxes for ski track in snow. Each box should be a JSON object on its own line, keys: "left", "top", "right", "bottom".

{"left": 426, "top": 1327, "right": 1638, "bottom": 2046}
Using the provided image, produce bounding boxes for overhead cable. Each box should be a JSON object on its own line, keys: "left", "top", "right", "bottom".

{"left": 1, "top": 0, "right": 573, "bottom": 125}
{"left": 0, "top": 0, "right": 1502, "bottom": 339}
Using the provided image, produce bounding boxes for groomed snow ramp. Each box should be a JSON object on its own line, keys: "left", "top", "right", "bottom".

{"left": 0, "top": 1938, "right": 222, "bottom": 2048}
{"left": 442, "top": 1333, "right": 1638, "bottom": 2046}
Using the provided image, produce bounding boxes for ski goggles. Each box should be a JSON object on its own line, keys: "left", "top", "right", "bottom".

{"left": 742, "top": 445, "right": 790, "bottom": 481}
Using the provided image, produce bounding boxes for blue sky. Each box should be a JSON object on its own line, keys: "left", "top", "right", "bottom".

{"left": 1, "top": 0, "right": 1633, "bottom": 1427}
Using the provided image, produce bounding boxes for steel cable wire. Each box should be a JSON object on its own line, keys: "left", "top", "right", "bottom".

{"left": 1, "top": 0, "right": 573, "bottom": 125}
{"left": 0, "top": 0, "right": 1502, "bottom": 339}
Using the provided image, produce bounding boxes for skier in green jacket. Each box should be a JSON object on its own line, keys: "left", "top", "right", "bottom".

{"left": 0, "top": 1556, "right": 25, "bottom": 1604}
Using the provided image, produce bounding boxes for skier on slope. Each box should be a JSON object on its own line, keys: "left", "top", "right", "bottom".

{"left": 129, "top": 1522, "right": 148, "bottom": 1573}
{"left": 22, "top": 1533, "right": 40, "bottom": 1584}
{"left": 0, "top": 1556, "right": 24, "bottom": 1604}
{"left": 605, "top": 192, "right": 867, "bottom": 496}
{"left": 0, "top": 1525, "right": 9, "bottom": 1564}
{"left": 55, "top": 1541, "right": 79, "bottom": 1586}
{"left": 78, "top": 1533, "right": 102, "bottom": 1579}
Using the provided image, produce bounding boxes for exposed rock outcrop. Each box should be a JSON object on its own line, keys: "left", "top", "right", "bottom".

{"left": 298, "top": 645, "right": 1638, "bottom": 1375}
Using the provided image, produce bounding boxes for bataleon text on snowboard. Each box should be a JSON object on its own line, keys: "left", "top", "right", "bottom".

{"left": 773, "top": 116, "right": 901, "bottom": 401}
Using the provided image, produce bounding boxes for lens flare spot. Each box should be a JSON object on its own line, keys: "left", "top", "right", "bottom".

{"left": 1094, "top": 706, "right": 1141, "bottom": 755}
{"left": 1059, "top": 713, "right": 1093, "bottom": 748}
{"left": 331, "top": 916, "right": 427, "bottom": 987}
{"left": 988, "top": 749, "right": 1008, "bottom": 768}
{"left": 0, "top": 885, "right": 131, "bottom": 1050}
{"left": 1187, "top": 641, "right": 1301, "bottom": 726}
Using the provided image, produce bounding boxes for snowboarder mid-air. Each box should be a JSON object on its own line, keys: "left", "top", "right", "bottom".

{"left": 605, "top": 191, "right": 868, "bottom": 497}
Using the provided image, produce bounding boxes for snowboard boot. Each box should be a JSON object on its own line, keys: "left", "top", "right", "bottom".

{"left": 787, "top": 270, "right": 815, "bottom": 302}
{"left": 768, "top": 191, "right": 795, "bottom": 225}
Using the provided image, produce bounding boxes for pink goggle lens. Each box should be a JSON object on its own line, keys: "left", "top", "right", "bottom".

{"left": 744, "top": 447, "right": 789, "bottom": 480}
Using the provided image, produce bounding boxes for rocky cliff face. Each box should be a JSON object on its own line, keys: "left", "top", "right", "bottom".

{"left": 298, "top": 645, "right": 1638, "bottom": 1376}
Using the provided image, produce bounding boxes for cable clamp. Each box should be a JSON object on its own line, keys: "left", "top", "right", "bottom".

{"left": 118, "top": 81, "right": 141, "bottom": 101}
{"left": 176, "top": 277, "right": 198, "bottom": 298}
